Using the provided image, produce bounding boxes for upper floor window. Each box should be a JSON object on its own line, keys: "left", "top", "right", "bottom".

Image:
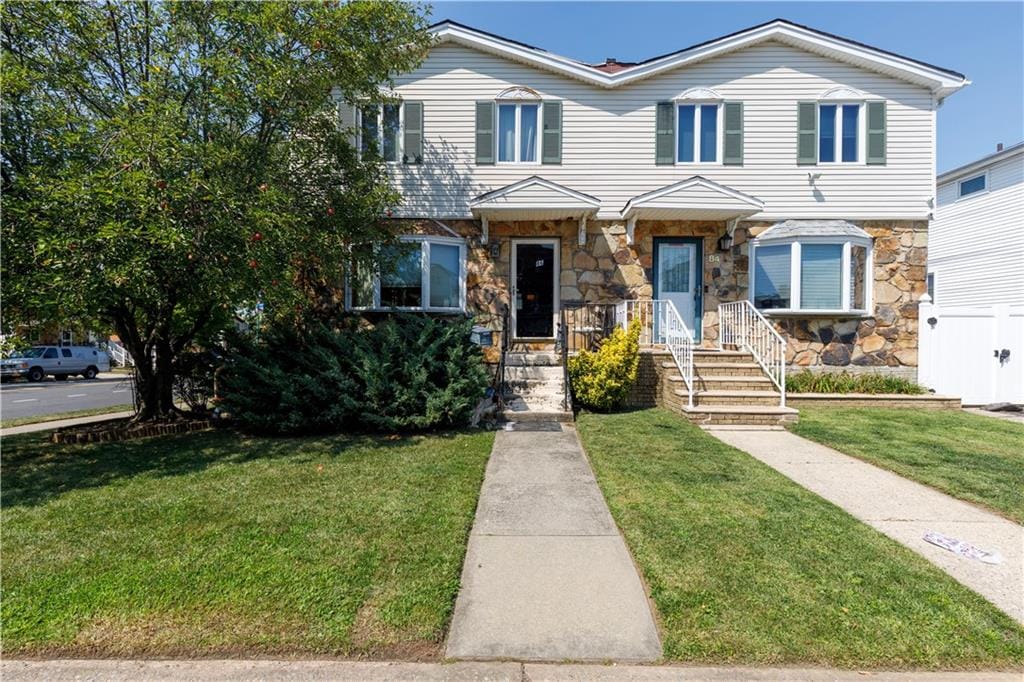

{"left": 818, "top": 103, "right": 860, "bottom": 163}
{"left": 677, "top": 103, "right": 719, "bottom": 163}
{"left": 348, "top": 236, "right": 466, "bottom": 312}
{"left": 498, "top": 103, "right": 540, "bottom": 163}
{"left": 958, "top": 173, "right": 986, "bottom": 198}
{"left": 360, "top": 104, "right": 401, "bottom": 162}
{"left": 357, "top": 101, "right": 423, "bottom": 165}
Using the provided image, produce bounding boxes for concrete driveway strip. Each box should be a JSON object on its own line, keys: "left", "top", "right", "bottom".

{"left": 708, "top": 428, "right": 1024, "bottom": 625}
{"left": 446, "top": 424, "right": 661, "bottom": 662}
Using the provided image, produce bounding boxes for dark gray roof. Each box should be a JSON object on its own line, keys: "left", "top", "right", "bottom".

{"left": 755, "top": 220, "right": 871, "bottom": 241}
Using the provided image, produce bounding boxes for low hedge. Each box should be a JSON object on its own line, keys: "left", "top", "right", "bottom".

{"left": 220, "top": 314, "right": 489, "bottom": 435}
{"left": 785, "top": 370, "right": 926, "bottom": 395}
{"left": 568, "top": 319, "right": 642, "bottom": 411}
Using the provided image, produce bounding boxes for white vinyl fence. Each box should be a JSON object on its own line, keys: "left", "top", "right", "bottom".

{"left": 918, "top": 301, "right": 1024, "bottom": 405}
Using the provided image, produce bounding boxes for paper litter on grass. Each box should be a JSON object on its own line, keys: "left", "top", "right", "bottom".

{"left": 923, "top": 531, "right": 1003, "bottom": 564}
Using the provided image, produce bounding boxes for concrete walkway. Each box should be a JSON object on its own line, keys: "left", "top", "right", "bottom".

{"left": 446, "top": 423, "right": 661, "bottom": 662}
{"left": 709, "top": 428, "right": 1024, "bottom": 624}
{"left": 3, "top": 660, "right": 1021, "bottom": 681}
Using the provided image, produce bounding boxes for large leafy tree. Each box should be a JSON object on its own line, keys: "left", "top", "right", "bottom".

{"left": 1, "top": 1, "right": 430, "bottom": 420}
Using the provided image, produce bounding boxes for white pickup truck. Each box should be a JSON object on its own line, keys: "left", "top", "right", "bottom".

{"left": 1, "top": 345, "right": 111, "bottom": 382}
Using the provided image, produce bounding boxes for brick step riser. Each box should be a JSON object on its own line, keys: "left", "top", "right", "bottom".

{"left": 695, "top": 380, "right": 776, "bottom": 392}
{"left": 692, "top": 353, "right": 756, "bottom": 365}
{"left": 684, "top": 412, "right": 798, "bottom": 427}
{"left": 694, "top": 396, "right": 782, "bottom": 407}
{"left": 693, "top": 366, "right": 766, "bottom": 378}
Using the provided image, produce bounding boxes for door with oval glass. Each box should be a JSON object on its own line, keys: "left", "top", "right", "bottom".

{"left": 654, "top": 238, "right": 701, "bottom": 340}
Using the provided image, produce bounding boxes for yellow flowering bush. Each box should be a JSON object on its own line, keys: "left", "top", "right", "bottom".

{"left": 568, "top": 318, "right": 642, "bottom": 411}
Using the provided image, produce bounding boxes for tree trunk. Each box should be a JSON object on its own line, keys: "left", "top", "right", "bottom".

{"left": 113, "top": 315, "right": 180, "bottom": 422}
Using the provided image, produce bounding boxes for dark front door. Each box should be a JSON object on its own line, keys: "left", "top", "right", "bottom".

{"left": 513, "top": 241, "right": 556, "bottom": 338}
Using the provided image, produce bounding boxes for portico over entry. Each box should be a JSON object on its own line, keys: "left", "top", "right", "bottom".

{"left": 469, "top": 176, "right": 601, "bottom": 246}
{"left": 620, "top": 176, "right": 765, "bottom": 244}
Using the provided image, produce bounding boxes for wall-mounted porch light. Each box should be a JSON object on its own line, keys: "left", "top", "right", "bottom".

{"left": 717, "top": 233, "right": 733, "bottom": 252}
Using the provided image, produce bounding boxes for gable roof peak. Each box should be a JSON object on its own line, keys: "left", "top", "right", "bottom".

{"left": 428, "top": 17, "right": 968, "bottom": 98}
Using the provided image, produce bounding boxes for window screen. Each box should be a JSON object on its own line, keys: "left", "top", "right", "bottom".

{"left": 801, "top": 244, "right": 843, "bottom": 309}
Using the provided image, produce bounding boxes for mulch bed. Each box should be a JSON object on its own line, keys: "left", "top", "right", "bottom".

{"left": 50, "top": 417, "right": 217, "bottom": 444}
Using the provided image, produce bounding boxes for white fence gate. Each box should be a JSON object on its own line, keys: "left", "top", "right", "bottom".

{"left": 918, "top": 301, "right": 1024, "bottom": 405}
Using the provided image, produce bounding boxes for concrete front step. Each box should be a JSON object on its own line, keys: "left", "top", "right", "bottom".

{"left": 693, "top": 362, "right": 766, "bottom": 378}
{"left": 668, "top": 374, "right": 777, "bottom": 392}
{"left": 689, "top": 389, "right": 782, "bottom": 407}
{"left": 682, "top": 404, "right": 799, "bottom": 426}
{"left": 505, "top": 365, "right": 563, "bottom": 381}
{"left": 692, "top": 350, "right": 755, "bottom": 364}
{"left": 505, "top": 352, "right": 561, "bottom": 367}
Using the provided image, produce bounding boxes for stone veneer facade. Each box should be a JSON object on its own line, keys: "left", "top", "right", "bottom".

{"left": 387, "top": 217, "right": 927, "bottom": 378}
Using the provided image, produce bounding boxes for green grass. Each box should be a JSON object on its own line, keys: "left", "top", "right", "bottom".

{"left": 577, "top": 408, "right": 1024, "bottom": 668}
{"left": 792, "top": 407, "right": 1024, "bottom": 524}
{"left": 1, "top": 404, "right": 133, "bottom": 428}
{"left": 1, "top": 427, "right": 494, "bottom": 658}
{"left": 785, "top": 370, "right": 926, "bottom": 394}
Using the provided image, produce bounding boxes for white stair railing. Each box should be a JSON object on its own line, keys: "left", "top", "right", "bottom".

{"left": 108, "top": 341, "right": 134, "bottom": 367}
{"left": 718, "top": 301, "right": 787, "bottom": 406}
{"left": 618, "top": 299, "right": 695, "bottom": 408}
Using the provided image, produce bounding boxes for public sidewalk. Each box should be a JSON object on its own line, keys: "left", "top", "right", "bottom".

{"left": 445, "top": 423, "right": 661, "bottom": 662}
{"left": 709, "top": 428, "right": 1024, "bottom": 625}
{"left": 0, "top": 410, "right": 134, "bottom": 436}
{"left": 2, "top": 660, "right": 1021, "bottom": 681}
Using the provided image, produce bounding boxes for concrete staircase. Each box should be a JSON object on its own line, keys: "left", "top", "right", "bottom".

{"left": 665, "top": 349, "right": 798, "bottom": 427}
{"left": 500, "top": 352, "right": 573, "bottom": 423}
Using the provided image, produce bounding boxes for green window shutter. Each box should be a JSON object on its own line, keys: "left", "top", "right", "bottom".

{"left": 797, "top": 101, "right": 818, "bottom": 165}
{"left": 475, "top": 101, "right": 495, "bottom": 165}
{"left": 402, "top": 101, "right": 423, "bottom": 164}
{"left": 655, "top": 101, "right": 675, "bottom": 165}
{"left": 542, "top": 101, "right": 562, "bottom": 165}
{"left": 866, "top": 101, "right": 887, "bottom": 165}
{"left": 723, "top": 101, "right": 744, "bottom": 166}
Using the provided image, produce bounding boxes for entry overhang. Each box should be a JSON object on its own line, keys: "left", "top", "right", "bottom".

{"left": 470, "top": 176, "right": 601, "bottom": 244}
{"left": 620, "top": 176, "right": 765, "bottom": 223}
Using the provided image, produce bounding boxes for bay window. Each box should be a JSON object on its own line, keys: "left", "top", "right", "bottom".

{"left": 498, "top": 102, "right": 539, "bottom": 163}
{"left": 752, "top": 237, "right": 872, "bottom": 314}
{"left": 348, "top": 237, "right": 466, "bottom": 312}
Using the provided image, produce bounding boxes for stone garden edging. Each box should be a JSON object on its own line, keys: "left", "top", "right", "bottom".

{"left": 50, "top": 417, "right": 216, "bottom": 444}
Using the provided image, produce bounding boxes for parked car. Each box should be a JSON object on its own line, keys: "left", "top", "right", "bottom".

{"left": 0, "top": 345, "right": 111, "bottom": 382}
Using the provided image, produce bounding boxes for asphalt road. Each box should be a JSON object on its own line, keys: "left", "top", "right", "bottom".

{"left": 0, "top": 373, "right": 134, "bottom": 421}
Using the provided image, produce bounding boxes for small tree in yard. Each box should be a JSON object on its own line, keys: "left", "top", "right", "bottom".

{"left": 1, "top": 1, "right": 430, "bottom": 420}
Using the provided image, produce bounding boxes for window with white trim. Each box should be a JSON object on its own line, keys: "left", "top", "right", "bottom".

{"left": 348, "top": 237, "right": 466, "bottom": 312}
{"left": 677, "top": 103, "right": 719, "bottom": 163}
{"left": 818, "top": 103, "right": 861, "bottom": 163}
{"left": 359, "top": 104, "right": 402, "bottom": 162}
{"left": 751, "top": 238, "right": 872, "bottom": 314}
{"left": 958, "top": 173, "right": 986, "bottom": 198}
{"left": 497, "top": 102, "right": 540, "bottom": 163}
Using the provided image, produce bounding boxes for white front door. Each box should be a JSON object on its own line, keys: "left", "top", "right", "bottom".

{"left": 656, "top": 242, "right": 699, "bottom": 336}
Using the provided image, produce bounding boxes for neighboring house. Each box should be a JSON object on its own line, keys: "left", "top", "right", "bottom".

{"left": 338, "top": 18, "right": 969, "bottom": 420}
{"left": 918, "top": 143, "right": 1024, "bottom": 404}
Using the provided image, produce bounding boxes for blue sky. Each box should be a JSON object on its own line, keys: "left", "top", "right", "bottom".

{"left": 430, "top": 1, "right": 1024, "bottom": 172}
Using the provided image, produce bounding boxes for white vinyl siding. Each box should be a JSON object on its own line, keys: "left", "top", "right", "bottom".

{"left": 931, "top": 150, "right": 1024, "bottom": 306}
{"left": 385, "top": 40, "right": 936, "bottom": 220}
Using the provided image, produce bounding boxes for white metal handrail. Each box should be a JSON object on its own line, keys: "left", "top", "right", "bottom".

{"left": 108, "top": 341, "right": 134, "bottom": 367}
{"left": 718, "top": 301, "right": 786, "bottom": 406}
{"left": 618, "top": 299, "right": 695, "bottom": 408}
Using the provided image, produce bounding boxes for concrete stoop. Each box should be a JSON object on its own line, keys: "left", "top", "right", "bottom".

{"left": 500, "top": 352, "right": 573, "bottom": 423}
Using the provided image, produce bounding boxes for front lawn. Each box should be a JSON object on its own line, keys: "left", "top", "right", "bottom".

{"left": 1, "top": 428, "right": 494, "bottom": 657}
{"left": 577, "top": 408, "right": 1024, "bottom": 668}
{"left": 792, "top": 407, "right": 1024, "bottom": 524}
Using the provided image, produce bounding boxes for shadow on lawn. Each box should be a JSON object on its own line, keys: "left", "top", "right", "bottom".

{"left": 1, "top": 427, "right": 461, "bottom": 509}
